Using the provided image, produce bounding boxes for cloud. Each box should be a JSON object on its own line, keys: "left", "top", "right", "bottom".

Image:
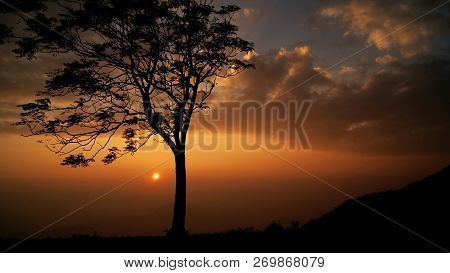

{"left": 311, "top": 57, "right": 450, "bottom": 154}
{"left": 242, "top": 8, "right": 260, "bottom": 18}
{"left": 243, "top": 51, "right": 259, "bottom": 61}
{"left": 215, "top": 45, "right": 450, "bottom": 155}
{"left": 319, "top": 0, "right": 450, "bottom": 58}
{"left": 375, "top": 54, "right": 398, "bottom": 65}
{"left": 216, "top": 46, "right": 331, "bottom": 102}
{"left": 339, "top": 66, "right": 356, "bottom": 74}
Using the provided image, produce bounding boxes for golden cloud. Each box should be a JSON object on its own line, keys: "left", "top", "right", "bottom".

{"left": 319, "top": 1, "right": 446, "bottom": 58}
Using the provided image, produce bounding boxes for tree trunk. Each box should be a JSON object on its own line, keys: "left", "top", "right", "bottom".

{"left": 169, "top": 150, "right": 187, "bottom": 238}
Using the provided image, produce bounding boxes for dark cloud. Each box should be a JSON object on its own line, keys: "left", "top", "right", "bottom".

{"left": 209, "top": 0, "right": 450, "bottom": 155}
{"left": 216, "top": 46, "right": 331, "bottom": 102}
{"left": 215, "top": 46, "right": 450, "bottom": 155}
{"left": 318, "top": 0, "right": 450, "bottom": 58}
{"left": 308, "top": 56, "right": 450, "bottom": 154}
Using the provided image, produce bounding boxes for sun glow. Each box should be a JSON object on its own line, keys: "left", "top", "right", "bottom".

{"left": 152, "top": 172, "right": 160, "bottom": 181}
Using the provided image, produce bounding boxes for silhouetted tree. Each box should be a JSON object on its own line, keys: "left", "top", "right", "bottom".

{"left": 0, "top": 0, "right": 254, "bottom": 238}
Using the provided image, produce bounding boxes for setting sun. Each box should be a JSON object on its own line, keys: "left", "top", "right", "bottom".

{"left": 152, "top": 172, "right": 160, "bottom": 181}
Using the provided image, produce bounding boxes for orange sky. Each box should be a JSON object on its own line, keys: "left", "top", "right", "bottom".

{"left": 1, "top": 132, "right": 448, "bottom": 238}
{"left": 1, "top": 0, "right": 450, "bottom": 238}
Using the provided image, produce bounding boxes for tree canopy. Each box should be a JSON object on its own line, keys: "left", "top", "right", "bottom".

{"left": 0, "top": 0, "right": 254, "bottom": 166}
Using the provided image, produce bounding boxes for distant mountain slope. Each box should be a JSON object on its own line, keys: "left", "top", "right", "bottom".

{"left": 299, "top": 166, "right": 450, "bottom": 252}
